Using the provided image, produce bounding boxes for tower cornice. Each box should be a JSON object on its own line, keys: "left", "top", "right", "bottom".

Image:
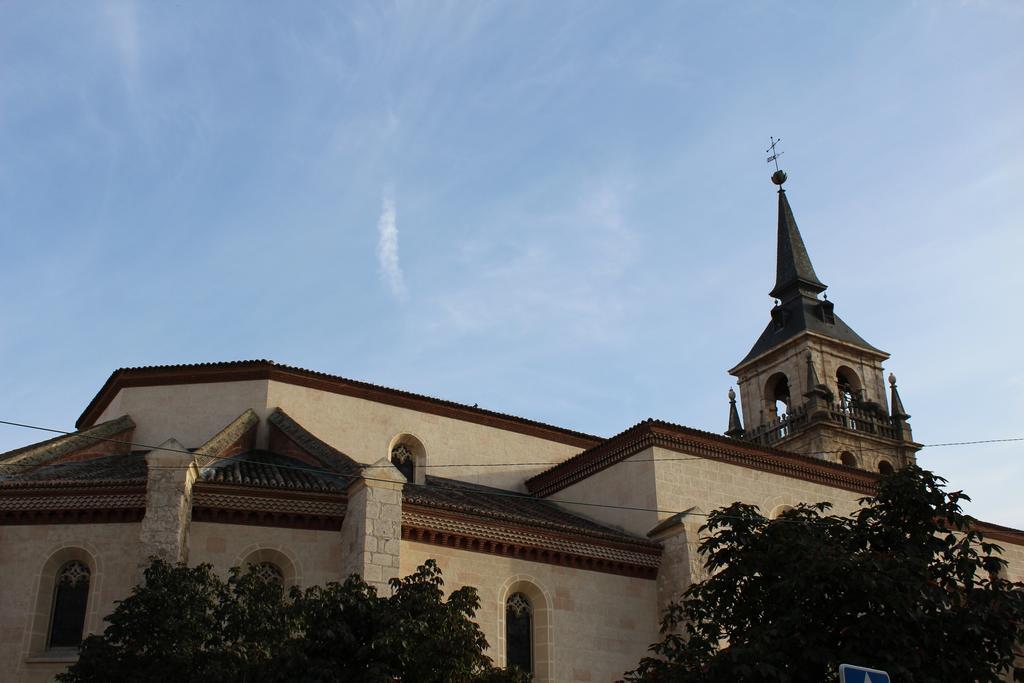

{"left": 729, "top": 329, "right": 889, "bottom": 378}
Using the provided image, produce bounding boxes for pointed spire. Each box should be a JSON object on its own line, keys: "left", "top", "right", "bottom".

{"left": 726, "top": 387, "right": 744, "bottom": 438}
{"left": 805, "top": 351, "right": 821, "bottom": 388}
{"left": 769, "top": 173, "right": 827, "bottom": 301}
{"left": 889, "top": 373, "right": 909, "bottom": 420}
{"left": 802, "top": 352, "right": 832, "bottom": 409}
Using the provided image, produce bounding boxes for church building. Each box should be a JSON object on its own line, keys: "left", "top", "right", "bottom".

{"left": 2, "top": 172, "right": 1021, "bottom": 682}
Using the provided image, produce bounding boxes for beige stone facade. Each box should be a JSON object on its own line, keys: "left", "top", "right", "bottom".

{"left": 2, "top": 366, "right": 1021, "bottom": 683}
{"left": 1, "top": 181, "right": 1019, "bottom": 682}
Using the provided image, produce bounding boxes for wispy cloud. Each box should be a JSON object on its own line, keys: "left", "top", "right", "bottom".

{"left": 376, "top": 192, "right": 407, "bottom": 300}
{"left": 426, "top": 179, "right": 641, "bottom": 344}
{"left": 103, "top": 0, "right": 141, "bottom": 93}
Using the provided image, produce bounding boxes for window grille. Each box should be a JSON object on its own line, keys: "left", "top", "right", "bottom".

{"left": 252, "top": 561, "right": 284, "bottom": 586}
{"left": 506, "top": 592, "right": 533, "bottom": 674}
{"left": 391, "top": 443, "right": 415, "bottom": 481}
{"left": 48, "top": 561, "right": 90, "bottom": 648}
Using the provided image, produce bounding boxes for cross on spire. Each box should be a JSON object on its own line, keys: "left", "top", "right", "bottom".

{"left": 766, "top": 137, "right": 784, "bottom": 171}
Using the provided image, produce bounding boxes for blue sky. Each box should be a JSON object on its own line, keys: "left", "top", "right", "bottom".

{"left": 2, "top": 2, "right": 1023, "bottom": 525}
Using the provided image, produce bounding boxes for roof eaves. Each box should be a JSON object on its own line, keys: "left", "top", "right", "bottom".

{"left": 267, "top": 407, "right": 362, "bottom": 476}
{"left": 195, "top": 409, "right": 259, "bottom": 470}
{"left": 407, "top": 476, "right": 656, "bottom": 546}
{"left": 76, "top": 361, "right": 602, "bottom": 449}
{"left": 0, "top": 415, "right": 136, "bottom": 477}
{"left": 526, "top": 418, "right": 880, "bottom": 498}
{"left": 729, "top": 327, "right": 889, "bottom": 376}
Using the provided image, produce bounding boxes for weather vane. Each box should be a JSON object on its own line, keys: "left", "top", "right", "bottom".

{"left": 766, "top": 137, "right": 783, "bottom": 171}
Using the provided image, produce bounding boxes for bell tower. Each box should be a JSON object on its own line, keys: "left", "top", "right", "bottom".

{"left": 726, "top": 169, "right": 920, "bottom": 473}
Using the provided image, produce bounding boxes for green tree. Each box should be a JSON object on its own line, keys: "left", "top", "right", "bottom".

{"left": 625, "top": 465, "right": 1024, "bottom": 682}
{"left": 59, "top": 559, "right": 527, "bottom": 683}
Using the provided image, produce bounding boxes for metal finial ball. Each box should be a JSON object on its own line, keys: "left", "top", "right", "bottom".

{"left": 771, "top": 170, "right": 787, "bottom": 186}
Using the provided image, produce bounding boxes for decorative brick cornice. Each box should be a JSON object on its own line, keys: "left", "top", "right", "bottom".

{"left": 0, "top": 484, "right": 146, "bottom": 525}
{"left": 526, "top": 419, "right": 880, "bottom": 498}
{"left": 402, "top": 506, "right": 661, "bottom": 580}
{"left": 76, "top": 361, "right": 601, "bottom": 449}
{"left": 974, "top": 520, "right": 1024, "bottom": 548}
{"left": 191, "top": 483, "right": 346, "bottom": 530}
{"left": 0, "top": 477, "right": 145, "bottom": 490}
{"left": 729, "top": 330, "right": 889, "bottom": 377}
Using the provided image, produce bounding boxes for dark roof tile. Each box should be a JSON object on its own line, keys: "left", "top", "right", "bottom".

{"left": 267, "top": 407, "right": 362, "bottom": 476}
{"left": 0, "top": 452, "right": 147, "bottom": 485}
{"left": 405, "top": 475, "right": 654, "bottom": 546}
{"left": 199, "top": 450, "right": 345, "bottom": 493}
{"left": 0, "top": 415, "right": 136, "bottom": 471}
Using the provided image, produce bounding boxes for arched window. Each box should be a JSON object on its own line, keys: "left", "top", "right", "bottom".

{"left": 836, "top": 367, "right": 861, "bottom": 408}
{"left": 840, "top": 452, "right": 858, "bottom": 468}
{"left": 390, "top": 443, "right": 415, "bottom": 482}
{"left": 240, "top": 548, "right": 299, "bottom": 588}
{"left": 878, "top": 460, "right": 895, "bottom": 476}
{"left": 251, "top": 561, "right": 284, "bottom": 587}
{"left": 387, "top": 434, "right": 426, "bottom": 485}
{"left": 506, "top": 592, "right": 533, "bottom": 675}
{"left": 48, "top": 560, "right": 90, "bottom": 648}
{"left": 765, "top": 372, "right": 791, "bottom": 419}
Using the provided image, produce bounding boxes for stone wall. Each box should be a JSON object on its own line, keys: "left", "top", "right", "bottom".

{"left": 550, "top": 444, "right": 867, "bottom": 540}
{"left": 338, "top": 460, "right": 404, "bottom": 592}
{"left": 94, "top": 379, "right": 587, "bottom": 490}
{"left": 400, "top": 540, "right": 659, "bottom": 683}
{"left": 138, "top": 439, "right": 196, "bottom": 563}
{"left": 0, "top": 523, "right": 142, "bottom": 683}
{"left": 189, "top": 522, "right": 342, "bottom": 587}
{"left": 735, "top": 337, "right": 888, "bottom": 431}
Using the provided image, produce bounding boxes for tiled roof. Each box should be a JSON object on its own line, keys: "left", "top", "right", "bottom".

{"left": 0, "top": 415, "right": 135, "bottom": 472}
{"left": 76, "top": 361, "right": 601, "bottom": 448}
{"left": 733, "top": 186, "right": 885, "bottom": 370}
{"left": 0, "top": 452, "right": 147, "bottom": 486}
{"left": 199, "top": 450, "right": 346, "bottom": 493}
{"left": 0, "top": 490, "right": 145, "bottom": 512}
{"left": 193, "top": 490, "right": 346, "bottom": 517}
{"left": 402, "top": 510, "right": 661, "bottom": 574}
{"left": 525, "top": 418, "right": 883, "bottom": 498}
{"left": 267, "top": 407, "right": 362, "bottom": 476}
{"left": 194, "top": 409, "right": 258, "bottom": 468}
{"left": 734, "top": 300, "right": 884, "bottom": 370}
{"left": 404, "top": 475, "right": 655, "bottom": 547}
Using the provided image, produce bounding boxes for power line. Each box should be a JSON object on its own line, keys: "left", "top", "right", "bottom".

{"left": 0, "top": 419, "right": 707, "bottom": 518}
{"left": 0, "top": 418, "right": 885, "bottom": 525}
{"left": 1, "top": 418, "right": 1022, "bottom": 472}
{"left": 0, "top": 418, "right": 1021, "bottom": 526}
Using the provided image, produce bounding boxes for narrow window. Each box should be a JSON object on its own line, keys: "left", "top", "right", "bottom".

{"left": 506, "top": 592, "right": 533, "bottom": 675}
{"left": 391, "top": 443, "right": 415, "bottom": 482}
{"left": 48, "top": 561, "right": 90, "bottom": 648}
{"left": 836, "top": 368, "right": 860, "bottom": 407}
{"left": 765, "top": 373, "right": 791, "bottom": 420}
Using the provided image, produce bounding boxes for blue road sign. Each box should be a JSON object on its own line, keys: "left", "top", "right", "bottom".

{"left": 839, "top": 663, "right": 891, "bottom": 683}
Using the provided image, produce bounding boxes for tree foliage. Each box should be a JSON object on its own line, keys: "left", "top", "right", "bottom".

{"left": 59, "top": 559, "right": 527, "bottom": 683}
{"left": 625, "top": 465, "right": 1024, "bottom": 682}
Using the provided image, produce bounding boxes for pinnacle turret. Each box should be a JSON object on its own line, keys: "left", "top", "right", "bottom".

{"left": 725, "top": 387, "right": 744, "bottom": 438}
{"left": 889, "top": 373, "right": 909, "bottom": 420}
